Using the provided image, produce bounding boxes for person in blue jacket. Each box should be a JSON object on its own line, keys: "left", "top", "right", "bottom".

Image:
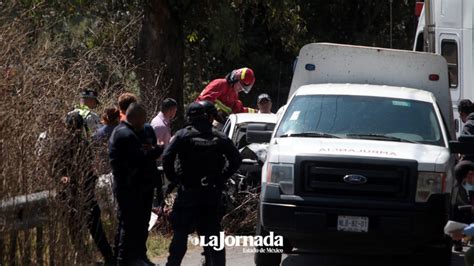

{"left": 453, "top": 223, "right": 474, "bottom": 266}
{"left": 109, "top": 103, "right": 163, "bottom": 265}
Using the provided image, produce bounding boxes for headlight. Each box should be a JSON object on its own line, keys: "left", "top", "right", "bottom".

{"left": 266, "top": 163, "right": 294, "bottom": 194}
{"left": 415, "top": 172, "right": 446, "bottom": 202}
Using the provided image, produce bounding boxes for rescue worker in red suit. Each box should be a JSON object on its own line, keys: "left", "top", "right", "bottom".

{"left": 196, "top": 67, "right": 256, "bottom": 124}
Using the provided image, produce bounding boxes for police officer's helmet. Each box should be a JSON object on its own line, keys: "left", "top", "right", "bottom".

{"left": 186, "top": 102, "right": 206, "bottom": 121}
{"left": 187, "top": 101, "right": 218, "bottom": 121}
{"left": 197, "top": 100, "right": 217, "bottom": 118}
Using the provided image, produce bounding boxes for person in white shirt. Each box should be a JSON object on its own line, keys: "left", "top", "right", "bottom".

{"left": 150, "top": 98, "right": 178, "bottom": 146}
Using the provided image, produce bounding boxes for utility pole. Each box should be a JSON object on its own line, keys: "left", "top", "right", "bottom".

{"left": 423, "top": 0, "right": 436, "bottom": 53}
{"left": 390, "top": 0, "right": 393, "bottom": 48}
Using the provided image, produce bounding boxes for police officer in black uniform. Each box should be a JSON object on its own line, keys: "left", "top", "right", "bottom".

{"left": 163, "top": 101, "right": 241, "bottom": 266}
{"left": 109, "top": 103, "right": 163, "bottom": 265}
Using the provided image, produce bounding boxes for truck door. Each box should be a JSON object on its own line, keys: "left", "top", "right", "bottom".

{"left": 439, "top": 34, "right": 461, "bottom": 136}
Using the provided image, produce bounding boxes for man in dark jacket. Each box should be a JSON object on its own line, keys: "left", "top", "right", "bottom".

{"left": 52, "top": 112, "right": 114, "bottom": 264}
{"left": 459, "top": 99, "right": 474, "bottom": 136}
{"left": 136, "top": 122, "right": 161, "bottom": 262}
{"left": 109, "top": 103, "right": 163, "bottom": 265}
{"left": 458, "top": 99, "right": 474, "bottom": 162}
{"left": 163, "top": 101, "right": 241, "bottom": 266}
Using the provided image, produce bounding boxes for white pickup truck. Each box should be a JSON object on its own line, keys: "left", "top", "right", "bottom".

{"left": 256, "top": 43, "right": 457, "bottom": 265}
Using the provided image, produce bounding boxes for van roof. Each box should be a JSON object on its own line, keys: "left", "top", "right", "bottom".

{"left": 290, "top": 43, "right": 454, "bottom": 137}
{"left": 295, "top": 84, "right": 436, "bottom": 103}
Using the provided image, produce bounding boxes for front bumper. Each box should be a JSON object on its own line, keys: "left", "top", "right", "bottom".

{"left": 260, "top": 194, "right": 450, "bottom": 254}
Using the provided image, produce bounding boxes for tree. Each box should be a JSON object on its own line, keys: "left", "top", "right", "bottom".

{"left": 137, "top": 0, "right": 306, "bottom": 116}
{"left": 136, "top": 0, "right": 184, "bottom": 118}
{"left": 299, "top": 0, "right": 416, "bottom": 49}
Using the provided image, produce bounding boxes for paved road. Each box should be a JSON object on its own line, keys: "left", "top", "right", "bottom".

{"left": 154, "top": 245, "right": 467, "bottom": 265}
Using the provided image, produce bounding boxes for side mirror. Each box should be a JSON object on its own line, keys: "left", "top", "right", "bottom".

{"left": 246, "top": 123, "right": 275, "bottom": 144}
{"left": 449, "top": 136, "right": 474, "bottom": 154}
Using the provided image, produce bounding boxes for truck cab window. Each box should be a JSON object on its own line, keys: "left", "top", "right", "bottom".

{"left": 441, "top": 40, "right": 458, "bottom": 88}
{"left": 276, "top": 95, "right": 444, "bottom": 147}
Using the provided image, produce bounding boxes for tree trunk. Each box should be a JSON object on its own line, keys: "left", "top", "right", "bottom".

{"left": 136, "top": 0, "right": 184, "bottom": 123}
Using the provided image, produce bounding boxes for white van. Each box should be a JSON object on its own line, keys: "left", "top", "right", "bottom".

{"left": 256, "top": 43, "right": 456, "bottom": 266}
{"left": 414, "top": 0, "right": 474, "bottom": 136}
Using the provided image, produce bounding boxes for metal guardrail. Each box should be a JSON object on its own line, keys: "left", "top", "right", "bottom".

{"left": 0, "top": 190, "right": 54, "bottom": 265}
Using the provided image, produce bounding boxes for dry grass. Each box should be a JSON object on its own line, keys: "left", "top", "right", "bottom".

{"left": 222, "top": 190, "right": 259, "bottom": 235}
{"left": 0, "top": 3, "right": 150, "bottom": 264}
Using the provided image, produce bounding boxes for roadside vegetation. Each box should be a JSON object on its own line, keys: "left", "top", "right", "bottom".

{"left": 1, "top": 1, "right": 416, "bottom": 264}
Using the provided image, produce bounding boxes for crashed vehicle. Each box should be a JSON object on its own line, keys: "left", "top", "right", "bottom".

{"left": 222, "top": 113, "right": 277, "bottom": 191}
{"left": 223, "top": 113, "right": 277, "bottom": 149}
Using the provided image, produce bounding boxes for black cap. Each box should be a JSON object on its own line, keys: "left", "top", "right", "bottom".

{"left": 257, "top": 93, "right": 271, "bottom": 103}
{"left": 80, "top": 89, "right": 99, "bottom": 103}
{"left": 197, "top": 100, "right": 218, "bottom": 117}
{"left": 186, "top": 102, "right": 206, "bottom": 118}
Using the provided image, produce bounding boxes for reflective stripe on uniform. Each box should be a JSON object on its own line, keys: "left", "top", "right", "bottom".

{"left": 214, "top": 100, "right": 232, "bottom": 114}
{"left": 75, "top": 105, "right": 91, "bottom": 120}
{"left": 240, "top": 67, "right": 248, "bottom": 80}
{"left": 73, "top": 105, "right": 92, "bottom": 134}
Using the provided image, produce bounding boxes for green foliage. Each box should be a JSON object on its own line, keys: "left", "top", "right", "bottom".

{"left": 180, "top": 0, "right": 416, "bottom": 109}
{"left": 207, "top": 2, "right": 243, "bottom": 59}
{"left": 299, "top": 0, "right": 415, "bottom": 49}
{"left": 2, "top": 0, "right": 417, "bottom": 110}
{"left": 180, "top": 0, "right": 306, "bottom": 109}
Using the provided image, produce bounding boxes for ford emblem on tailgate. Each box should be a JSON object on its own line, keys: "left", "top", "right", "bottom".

{"left": 343, "top": 174, "right": 367, "bottom": 184}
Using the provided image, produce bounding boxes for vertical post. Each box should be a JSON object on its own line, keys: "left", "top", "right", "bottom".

{"left": 23, "top": 230, "right": 31, "bottom": 265}
{"left": 36, "top": 227, "right": 44, "bottom": 265}
{"left": 0, "top": 234, "right": 5, "bottom": 265}
{"left": 9, "top": 231, "right": 18, "bottom": 265}
{"left": 276, "top": 61, "right": 282, "bottom": 110}
{"left": 389, "top": 0, "right": 393, "bottom": 48}
{"left": 48, "top": 224, "right": 55, "bottom": 266}
{"left": 423, "top": 0, "right": 436, "bottom": 52}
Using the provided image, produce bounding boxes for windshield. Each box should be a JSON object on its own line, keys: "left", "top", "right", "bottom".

{"left": 275, "top": 95, "right": 445, "bottom": 146}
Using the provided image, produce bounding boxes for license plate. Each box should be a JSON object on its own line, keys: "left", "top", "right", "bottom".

{"left": 337, "top": 215, "right": 369, "bottom": 233}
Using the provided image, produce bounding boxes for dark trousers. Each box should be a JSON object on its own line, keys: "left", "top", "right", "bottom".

{"left": 166, "top": 204, "right": 225, "bottom": 266}
{"left": 152, "top": 170, "right": 165, "bottom": 208}
{"left": 88, "top": 202, "right": 114, "bottom": 260}
{"left": 65, "top": 197, "right": 114, "bottom": 261}
{"left": 466, "top": 246, "right": 474, "bottom": 266}
{"left": 114, "top": 187, "right": 154, "bottom": 262}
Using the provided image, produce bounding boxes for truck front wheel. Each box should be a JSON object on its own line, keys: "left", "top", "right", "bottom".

{"left": 254, "top": 219, "right": 282, "bottom": 266}
{"left": 415, "top": 238, "right": 452, "bottom": 266}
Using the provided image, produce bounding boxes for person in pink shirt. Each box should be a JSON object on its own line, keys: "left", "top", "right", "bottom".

{"left": 150, "top": 98, "right": 178, "bottom": 146}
